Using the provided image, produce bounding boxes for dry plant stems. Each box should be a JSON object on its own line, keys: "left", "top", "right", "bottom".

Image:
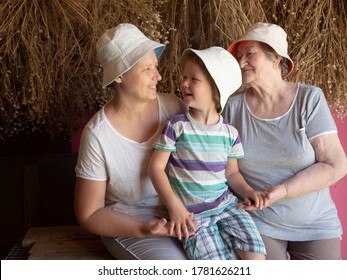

{"left": 267, "top": 0, "right": 347, "bottom": 118}
{"left": 0, "top": 0, "right": 98, "bottom": 141}
{"left": 0, "top": 0, "right": 166, "bottom": 142}
{"left": 0, "top": 0, "right": 346, "bottom": 143}
{"left": 158, "top": 0, "right": 267, "bottom": 96}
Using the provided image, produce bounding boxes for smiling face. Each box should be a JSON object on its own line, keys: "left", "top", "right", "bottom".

{"left": 180, "top": 57, "right": 219, "bottom": 113}
{"left": 235, "top": 41, "right": 278, "bottom": 85}
{"left": 116, "top": 51, "right": 162, "bottom": 101}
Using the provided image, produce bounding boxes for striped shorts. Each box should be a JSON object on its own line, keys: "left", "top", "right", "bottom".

{"left": 182, "top": 203, "right": 266, "bottom": 260}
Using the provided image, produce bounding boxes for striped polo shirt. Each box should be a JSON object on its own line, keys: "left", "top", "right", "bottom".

{"left": 153, "top": 113, "right": 244, "bottom": 216}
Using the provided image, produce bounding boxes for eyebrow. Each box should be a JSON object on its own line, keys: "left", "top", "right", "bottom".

{"left": 237, "top": 44, "right": 256, "bottom": 54}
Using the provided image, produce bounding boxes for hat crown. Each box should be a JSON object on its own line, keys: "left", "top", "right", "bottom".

{"left": 97, "top": 24, "right": 147, "bottom": 67}
{"left": 227, "top": 22, "right": 294, "bottom": 77}
{"left": 242, "top": 22, "right": 288, "bottom": 55}
{"left": 181, "top": 47, "right": 242, "bottom": 109}
{"left": 96, "top": 23, "right": 165, "bottom": 89}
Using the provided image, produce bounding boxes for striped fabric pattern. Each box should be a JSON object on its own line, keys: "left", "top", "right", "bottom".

{"left": 153, "top": 113, "right": 244, "bottom": 216}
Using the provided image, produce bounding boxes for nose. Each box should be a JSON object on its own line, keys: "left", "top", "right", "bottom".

{"left": 180, "top": 76, "right": 189, "bottom": 87}
{"left": 153, "top": 68, "right": 162, "bottom": 81}
{"left": 238, "top": 55, "right": 247, "bottom": 68}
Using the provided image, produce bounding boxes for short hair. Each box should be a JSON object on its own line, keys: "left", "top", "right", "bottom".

{"left": 259, "top": 43, "right": 289, "bottom": 77}
{"left": 183, "top": 52, "right": 222, "bottom": 113}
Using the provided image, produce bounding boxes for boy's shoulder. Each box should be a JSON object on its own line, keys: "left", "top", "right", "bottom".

{"left": 169, "top": 113, "right": 189, "bottom": 124}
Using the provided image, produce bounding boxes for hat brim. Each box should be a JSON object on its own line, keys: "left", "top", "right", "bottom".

{"left": 180, "top": 47, "right": 242, "bottom": 110}
{"left": 227, "top": 40, "right": 294, "bottom": 78}
{"left": 102, "top": 42, "right": 165, "bottom": 89}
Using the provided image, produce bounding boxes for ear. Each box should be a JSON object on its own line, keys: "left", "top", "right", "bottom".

{"left": 115, "top": 76, "right": 122, "bottom": 83}
{"left": 273, "top": 56, "right": 282, "bottom": 69}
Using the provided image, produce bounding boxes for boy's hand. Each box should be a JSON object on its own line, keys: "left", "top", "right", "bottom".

{"left": 169, "top": 207, "right": 196, "bottom": 240}
{"left": 238, "top": 190, "right": 268, "bottom": 210}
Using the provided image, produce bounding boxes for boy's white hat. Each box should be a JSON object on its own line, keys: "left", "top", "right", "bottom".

{"left": 180, "top": 46, "right": 242, "bottom": 109}
{"left": 96, "top": 23, "right": 165, "bottom": 89}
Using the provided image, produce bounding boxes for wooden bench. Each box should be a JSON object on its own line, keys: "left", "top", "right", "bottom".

{"left": 21, "top": 226, "right": 114, "bottom": 260}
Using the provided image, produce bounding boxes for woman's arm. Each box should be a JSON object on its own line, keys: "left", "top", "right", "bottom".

{"left": 74, "top": 177, "right": 172, "bottom": 238}
{"left": 266, "top": 133, "right": 347, "bottom": 203}
{"left": 148, "top": 150, "right": 196, "bottom": 239}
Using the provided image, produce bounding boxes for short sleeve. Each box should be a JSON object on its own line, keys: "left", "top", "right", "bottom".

{"left": 228, "top": 126, "right": 244, "bottom": 159}
{"left": 152, "top": 119, "right": 178, "bottom": 152}
{"left": 303, "top": 87, "right": 337, "bottom": 140}
{"left": 75, "top": 127, "right": 107, "bottom": 181}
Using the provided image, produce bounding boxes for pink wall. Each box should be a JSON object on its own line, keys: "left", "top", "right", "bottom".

{"left": 330, "top": 114, "right": 347, "bottom": 260}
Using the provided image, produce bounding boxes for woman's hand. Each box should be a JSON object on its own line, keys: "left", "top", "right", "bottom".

{"left": 144, "top": 218, "right": 173, "bottom": 236}
{"left": 237, "top": 190, "right": 267, "bottom": 210}
{"left": 238, "top": 184, "right": 287, "bottom": 210}
{"left": 142, "top": 215, "right": 197, "bottom": 239}
{"left": 265, "top": 184, "right": 287, "bottom": 204}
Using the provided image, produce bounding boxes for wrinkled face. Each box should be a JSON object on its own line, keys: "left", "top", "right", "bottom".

{"left": 235, "top": 41, "right": 275, "bottom": 84}
{"left": 179, "top": 59, "right": 216, "bottom": 111}
{"left": 117, "top": 51, "right": 162, "bottom": 100}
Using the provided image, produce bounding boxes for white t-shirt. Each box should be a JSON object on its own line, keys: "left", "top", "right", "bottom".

{"left": 75, "top": 93, "right": 187, "bottom": 217}
{"left": 222, "top": 83, "right": 342, "bottom": 241}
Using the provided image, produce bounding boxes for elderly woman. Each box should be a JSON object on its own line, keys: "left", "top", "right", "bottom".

{"left": 222, "top": 22, "right": 347, "bottom": 260}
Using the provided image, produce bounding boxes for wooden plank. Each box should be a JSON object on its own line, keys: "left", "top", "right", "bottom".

{"left": 21, "top": 226, "right": 114, "bottom": 260}
{"left": 27, "top": 240, "right": 113, "bottom": 260}
{"left": 22, "top": 226, "right": 99, "bottom": 247}
{"left": 29, "top": 240, "right": 107, "bottom": 253}
{"left": 28, "top": 251, "right": 114, "bottom": 260}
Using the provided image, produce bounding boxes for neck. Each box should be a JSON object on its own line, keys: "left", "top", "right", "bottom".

{"left": 107, "top": 95, "right": 156, "bottom": 120}
{"left": 189, "top": 108, "right": 219, "bottom": 125}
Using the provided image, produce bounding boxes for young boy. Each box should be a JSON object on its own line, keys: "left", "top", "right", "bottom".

{"left": 148, "top": 47, "right": 266, "bottom": 260}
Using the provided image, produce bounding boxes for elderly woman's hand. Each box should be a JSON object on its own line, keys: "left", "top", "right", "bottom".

{"left": 237, "top": 184, "right": 287, "bottom": 210}
{"left": 265, "top": 184, "right": 287, "bottom": 205}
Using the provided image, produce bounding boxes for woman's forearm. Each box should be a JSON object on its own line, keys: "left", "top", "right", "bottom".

{"left": 77, "top": 207, "right": 149, "bottom": 238}
{"left": 283, "top": 134, "right": 347, "bottom": 199}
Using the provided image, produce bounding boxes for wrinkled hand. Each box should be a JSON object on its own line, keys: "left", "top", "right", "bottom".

{"left": 244, "top": 190, "right": 268, "bottom": 209}
{"left": 238, "top": 185, "right": 287, "bottom": 210}
{"left": 265, "top": 184, "right": 287, "bottom": 204}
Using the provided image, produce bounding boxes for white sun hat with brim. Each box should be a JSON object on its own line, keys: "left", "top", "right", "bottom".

{"left": 227, "top": 22, "right": 294, "bottom": 78}
{"left": 180, "top": 46, "right": 242, "bottom": 109}
{"left": 96, "top": 23, "right": 165, "bottom": 89}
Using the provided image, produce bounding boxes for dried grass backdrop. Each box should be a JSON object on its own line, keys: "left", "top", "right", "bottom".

{"left": 0, "top": 0, "right": 346, "bottom": 142}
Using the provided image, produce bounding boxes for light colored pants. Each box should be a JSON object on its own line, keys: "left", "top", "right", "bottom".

{"left": 101, "top": 235, "right": 187, "bottom": 260}
{"left": 261, "top": 235, "right": 341, "bottom": 260}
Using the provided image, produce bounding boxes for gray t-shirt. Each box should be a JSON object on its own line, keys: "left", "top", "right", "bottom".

{"left": 222, "top": 83, "right": 342, "bottom": 241}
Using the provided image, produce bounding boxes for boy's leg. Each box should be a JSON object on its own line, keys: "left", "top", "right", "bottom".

{"left": 218, "top": 205, "right": 266, "bottom": 259}
{"left": 236, "top": 250, "right": 265, "bottom": 260}
{"left": 183, "top": 215, "right": 237, "bottom": 260}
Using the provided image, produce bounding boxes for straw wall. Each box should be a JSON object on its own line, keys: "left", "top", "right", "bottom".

{"left": 0, "top": 0, "right": 346, "bottom": 142}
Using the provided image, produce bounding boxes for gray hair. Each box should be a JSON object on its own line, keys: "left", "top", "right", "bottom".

{"left": 260, "top": 43, "right": 289, "bottom": 77}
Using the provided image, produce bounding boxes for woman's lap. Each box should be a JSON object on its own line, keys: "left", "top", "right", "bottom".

{"left": 261, "top": 235, "right": 341, "bottom": 260}
{"left": 101, "top": 235, "right": 187, "bottom": 260}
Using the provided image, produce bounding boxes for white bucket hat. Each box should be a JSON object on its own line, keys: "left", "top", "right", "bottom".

{"left": 96, "top": 23, "right": 165, "bottom": 89}
{"left": 227, "top": 22, "right": 294, "bottom": 77}
{"left": 180, "top": 46, "right": 242, "bottom": 109}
